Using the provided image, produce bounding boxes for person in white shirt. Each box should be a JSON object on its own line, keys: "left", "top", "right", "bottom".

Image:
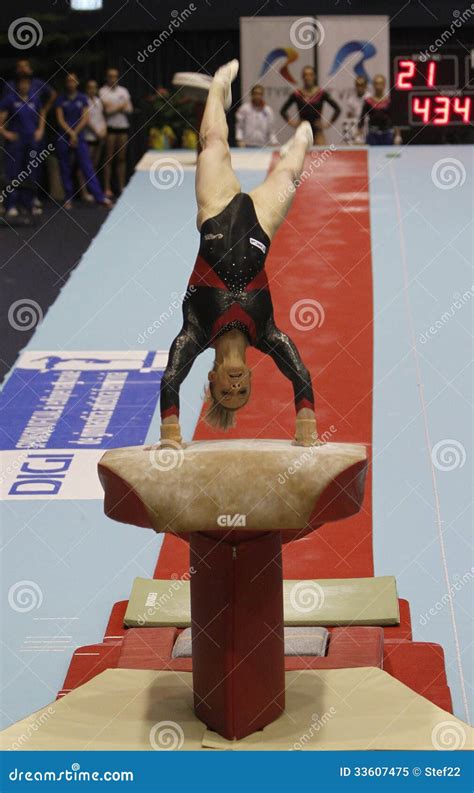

{"left": 235, "top": 85, "right": 278, "bottom": 148}
{"left": 84, "top": 80, "right": 106, "bottom": 164}
{"left": 99, "top": 68, "right": 133, "bottom": 197}
{"left": 80, "top": 79, "right": 107, "bottom": 202}
{"left": 342, "top": 76, "right": 370, "bottom": 144}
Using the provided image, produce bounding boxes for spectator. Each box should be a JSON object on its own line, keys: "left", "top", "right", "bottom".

{"left": 2, "top": 58, "right": 56, "bottom": 113}
{"left": 357, "top": 75, "right": 401, "bottom": 145}
{"left": 280, "top": 66, "right": 340, "bottom": 146}
{"left": 2, "top": 58, "right": 56, "bottom": 212}
{"left": 0, "top": 75, "right": 45, "bottom": 219}
{"left": 235, "top": 85, "right": 278, "bottom": 147}
{"left": 342, "top": 76, "right": 370, "bottom": 144}
{"left": 99, "top": 68, "right": 133, "bottom": 197}
{"left": 84, "top": 79, "right": 106, "bottom": 167}
{"left": 80, "top": 79, "right": 106, "bottom": 202}
{"left": 55, "top": 73, "right": 111, "bottom": 210}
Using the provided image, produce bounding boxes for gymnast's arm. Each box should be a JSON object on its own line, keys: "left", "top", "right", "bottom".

{"left": 280, "top": 93, "right": 299, "bottom": 127}
{"left": 357, "top": 99, "right": 370, "bottom": 131}
{"left": 159, "top": 320, "right": 205, "bottom": 446}
{"left": 257, "top": 319, "right": 322, "bottom": 446}
{"left": 323, "top": 91, "right": 341, "bottom": 124}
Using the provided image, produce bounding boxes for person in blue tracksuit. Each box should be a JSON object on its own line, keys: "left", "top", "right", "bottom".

{"left": 2, "top": 59, "right": 56, "bottom": 214}
{"left": 2, "top": 58, "right": 56, "bottom": 112}
{"left": 0, "top": 76, "right": 45, "bottom": 217}
{"left": 55, "top": 73, "right": 111, "bottom": 210}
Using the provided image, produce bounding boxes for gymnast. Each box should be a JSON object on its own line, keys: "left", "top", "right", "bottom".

{"left": 280, "top": 65, "right": 341, "bottom": 146}
{"left": 159, "top": 60, "right": 320, "bottom": 449}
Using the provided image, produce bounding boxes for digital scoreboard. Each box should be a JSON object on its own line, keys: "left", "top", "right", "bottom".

{"left": 391, "top": 48, "right": 474, "bottom": 143}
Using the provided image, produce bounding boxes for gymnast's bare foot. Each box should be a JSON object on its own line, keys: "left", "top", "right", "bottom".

{"left": 214, "top": 59, "right": 239, "bottom": 110}
{"left": 280, "top": 120, "right": 313, "bottom": 159}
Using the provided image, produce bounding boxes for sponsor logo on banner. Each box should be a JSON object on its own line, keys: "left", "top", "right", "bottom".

{"left": 0, "top": 351, "right": 167, "bottom": 500}
{"left": 259, "top": 47, "right": 298, "bottom": 84}
{"left": 329, "top": 41, "right": 377, "bottom": 82}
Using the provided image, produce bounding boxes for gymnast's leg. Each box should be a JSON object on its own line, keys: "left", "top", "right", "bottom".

{"left": 249, "top": 121, "right": 313, "bottom": 240}
{"left": 250, "top": 121, "right": 320, "bottom": 446}
{"left": 195, "top": 60, "right": 241, "bottom": 230}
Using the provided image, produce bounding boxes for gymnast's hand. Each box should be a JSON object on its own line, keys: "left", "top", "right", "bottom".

{"left": 293, "top": 409, "right": 324, "bottom": 447}
{"left": 158, "top": 418, "right": 185, "bottom": 449}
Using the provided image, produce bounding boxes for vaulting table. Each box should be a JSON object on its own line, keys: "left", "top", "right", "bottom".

{"left": 98, "top": 439, "right": 368, "bottom": 740}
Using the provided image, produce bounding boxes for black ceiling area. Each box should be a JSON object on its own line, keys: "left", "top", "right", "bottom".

{"left": 0, "top": 0, "right": 467, "bottom": 32}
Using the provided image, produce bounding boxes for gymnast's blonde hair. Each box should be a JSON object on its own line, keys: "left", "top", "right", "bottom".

{"left": 204, "top": 383, "right": 237, "bottom": 431}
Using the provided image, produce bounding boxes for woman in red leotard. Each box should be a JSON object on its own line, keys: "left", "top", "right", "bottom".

{"left": 280, "top": 65, "right": 341, "bottom": 146}
{"left": 159, "top": 60, "right": 321, "bottom": 450}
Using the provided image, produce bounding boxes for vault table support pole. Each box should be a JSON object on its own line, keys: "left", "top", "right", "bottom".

{"left": 190, "top": 531, "right": 285, "bottom": 740}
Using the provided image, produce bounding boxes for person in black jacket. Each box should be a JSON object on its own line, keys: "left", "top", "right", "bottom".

{"left": 357, "top": 74, "right": 401, "bottom": 145}
{"left": 159, "top": 60, "right": 320, "bottom": 449}
{"left": 280, "top": 65, "right": 341, "bottom": 145}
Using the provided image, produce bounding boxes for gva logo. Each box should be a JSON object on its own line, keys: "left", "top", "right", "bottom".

{"left": 217, "top": 513, "right": 247, "bottom": 527}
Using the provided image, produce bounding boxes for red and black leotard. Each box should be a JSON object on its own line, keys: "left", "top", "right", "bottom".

{"left": 358, "top": 96, "right": 392, "bottom": 132}
{"left": 160, "top": 193, "right": 315, "bottom": 421}
{"left": 280, "top": 88, "right": 341, "bottom": 131}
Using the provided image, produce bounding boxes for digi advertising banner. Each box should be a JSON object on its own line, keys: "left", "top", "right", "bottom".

{"left": 0, "top": 351, "right": 167, "bottom": 500}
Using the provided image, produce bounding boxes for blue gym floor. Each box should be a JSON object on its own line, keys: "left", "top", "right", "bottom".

{"left": 0, "top": 146, "right": 472, "bottom": 729}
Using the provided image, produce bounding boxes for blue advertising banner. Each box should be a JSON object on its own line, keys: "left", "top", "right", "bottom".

{"left": 0, "top": 352, "right": 167, "bottom": 450}
{"left": 0, "top": 352, "right": 167, "bottom": 500}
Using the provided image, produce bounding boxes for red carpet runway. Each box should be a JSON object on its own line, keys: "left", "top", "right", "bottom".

{"left": 157, "top": 150, "right": 374, "bottom": 582}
